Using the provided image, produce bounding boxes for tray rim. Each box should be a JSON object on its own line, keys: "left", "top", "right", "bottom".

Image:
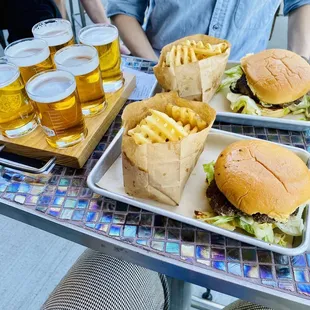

{"left": 211, "top": 61, "right": 310, "bottom": 131}
{"left": 87, "top": 128, "right": 310, "bottom": 255}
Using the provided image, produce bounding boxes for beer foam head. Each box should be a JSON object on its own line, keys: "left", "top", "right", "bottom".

{"left": 54, "top": 44, "right": 99, "bottom": 76}
{"left": 26, "top": 70, "right": 76, "bottom": 103}
{"left": 79, "top": 24, "right": 118, "bottom": 46}
{"left": 0, "top": 63, "right": 20, "bottom": 88}
{"left": 4, "top": 38, "right": 50, "bottom": 67}
{"left": 32, "top": 18, "right": 73, "bottom": 47}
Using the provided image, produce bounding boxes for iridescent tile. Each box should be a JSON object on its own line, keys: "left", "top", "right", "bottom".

{"left": 211, "top": 248, "right": 225, "bottom": 260}
{"left": 294, "top": 269, "right": 309, "bottom": 282}
{"left": 0, "top": 183, "right": 7, "bottom": 192}
{"left": 296, "top": 283, "right": 310, "bottom": 296}
{"left": 86, "top": 211, "right": 99, "bottom": 222}
{"left": 89, "top": 199, "right": 103, "bottom": 210}
{"left": 115, "top": 202, "right": 128, "bottom": 212}
{"left": 167, "top": 229, "right": 180, "bottom": 240}
{"left": 259, "top": 265, "right": 273, "bottom": 279}
{"left": 48, "top": 176, "right": 59, "bottom": 185}
{"left": 72, "top": 210, "right": 85, "bottom": 221}
{"left": 60, "top": 209, "right": 73, "bottom": 219}
{"left": 267, "top": 135, "right": 279, "bottom": 143}
{"left": 244, "top": 265, "right": 259, "bottom": 278}
{"left": 80, "top": 187, "right": 93, "bottom": 197}
{"left": 52, "top": 165, "right": 64, "bottom": 175}
{"left": 77, "top": 199, "right": 88, "bottom": 209}
{"left": 128, "top": 205, "right": 140, "bottom": 212}
{"left": 280, "top": 135, "right": 291, "bottom": 145}
{"left": 179, "top": 229, "right": 194, "bottom": 242}
{"left": 72, "top": 178, "right": 84, "bottom": 187}
{"left": 227, "top": 248, "right": 240, "bottom": 261}
{"left": 85, "top": 223, "right": 96, "bottom": 228}
{"left": 196, "top": 231, "right": 210, "bottom": 244}
{"left": 196, "top": 246, "right": 210, "bottom": 260}
{"left": 103, "top": 201, "right": 116, "bottom": 211}
{"left": 109, "top": 225, "right": 121, "bottom": 236}
{"left": 52, "top": 196, "right": 64, "bottom": 206}
{"left": 242, "top": 249, "right": 257, "bottom": 262}
{"left": 278, "top": 282, "right": 295, "bottom": 292}
{"left": 197, "top": 259, "right": 211, "bottom": 266}
{"left": 126, "top": 213, "right": 140, "bottom": 225}
{"left": 30, "top": 185, "right": 45, "bottom": 195}
{"left": 226, "top": 238, "right": 240, "bottom": 247}
{"left": 231, "top": 125, "right": 242, "bottom": 134}
{"left": 262, "top": 280, "right": 277, "bottom": 287}
{"left": 257, "top": 250, "right": 272, "bottom": 263}
{"left": 136, "top": 239, "right": 147, "bottom": 246}
{"left": 74, "top": 168, "right": 86, "bottom": 176}
{"left": 154, "top": 215, "right": 167, "bottom": 227}
{"left": 95, "top": 223, "right": 109, "bottom": 233}
{"left": 7, "top": 182, "right": 20, "bottom": 193}
{"left": 166, "top": 242, "right": 180, "bottom": 254}
{"left": 228, "top": 263, "right": 242, "bottom": 276}
{"left": 276, "top": 266, "right": 292, "bottom": 279}
{"left": 55, "top": 186, "right": 67, "bottom": 196}
{"left": 17, "top": 183, "right": 30, "bottom": 193}
{"left": 167, "top": 219, "right": 181, "bottom": 228}
{"left": 64, "top": 198, "right": 77, "bottom": 209}
{"left": 151, "top": 241, "right": 165, "bottom": 251}
{"left": 291, "top": 135, "right": 303, "bottom": 144}
{"left": 44, "top": 185, "right": 56, "bottom": 195}
{"left": 154, "top": 228, "right": 165, "bottom": 239}
{"left": 25, "top": 195, "right": 39, "bottom": 205}
{"left": 36, "top": 205, "right": 48, "bottom": 213}
{"left": 307, "top": 253, "right": 310, "bottom": 267}
{"left": 140, "top": 214, "right": 153, "bottom": 226}
{"left": 211, "top": 234, "right": 225, "bottom": 246}
{"left": 255, "top": 127, "right": 265, "bottom": 134}
{"left": 38, "top": 195, "right": 52, "bottom": 206}
{"left": 113, "top": 213, "right": 126, "bottom": 224}
{"left": 243, "top": 126, "right": 254, "bottom": 134}
{"left": 14, "top": 194, "right": 26, "bottom": 204}
{"left": 47, "top": 207, "right": 61, "bottom": 217}
{"left": 101, "top": 212, "right": 112, "bottom": 223}
{"left": 138, "top": 226, "right": 151, "bottom": 238}
{"left": 291, "top": 255, "right": 306, "bottom": 267}
{"left": 212, "top": 261, "right": 226, "bottom": 271}
{"left": 181, "top": 244, "right": 194, "bottom": 257}
{"left": 67, "top": 187, "right": 80, "bottom": 197}
{"left": 123, "top": 225, "right": 137, "bottom": 238}
{"left": 274, "top": 254, "right": 289, "bottom": 265}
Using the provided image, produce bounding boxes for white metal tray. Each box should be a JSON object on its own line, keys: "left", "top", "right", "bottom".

{"left": 209, "top": 62, "right": 310, "bottom": 131}
{"left": 87, "top": 129, "right": 310, "bottom": 255}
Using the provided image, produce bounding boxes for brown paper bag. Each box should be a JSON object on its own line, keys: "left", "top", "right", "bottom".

{"left": 153, "top": 35, "right": 231, "bottom": 103}
{"left": 122, "top": 92, "right": 216, "bottom": 206}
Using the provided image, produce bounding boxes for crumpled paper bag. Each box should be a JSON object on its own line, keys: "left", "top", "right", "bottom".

{"left": 122, "top": 92, "right": 216, "bottom": 205}
{"left": 153, "top": 34, "right": 231, "bottom": 103}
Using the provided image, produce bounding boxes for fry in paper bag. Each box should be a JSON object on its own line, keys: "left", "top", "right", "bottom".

{"left": 122, "top": 92, "right": 216, "bottom": 206}
{"left": 153, "top": 35, "right": 231, "bottom": 103}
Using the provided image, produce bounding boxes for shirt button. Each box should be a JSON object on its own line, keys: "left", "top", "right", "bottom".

{"left": 212, "top": 24, "right": 220, "bottom": 30}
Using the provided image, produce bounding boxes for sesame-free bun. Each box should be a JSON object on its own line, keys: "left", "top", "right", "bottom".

{"left": 241, "top": 49, "right": 310, "bottom": 104}
{"left": 214, "top": 140, "right": 310, "bottom": 222}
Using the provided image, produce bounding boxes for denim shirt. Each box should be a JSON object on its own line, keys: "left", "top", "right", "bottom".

{"left": 107, "top": 0, "right": 310, "bottom": 61}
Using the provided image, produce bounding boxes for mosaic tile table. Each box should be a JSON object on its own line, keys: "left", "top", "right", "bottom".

{"left": 0, "top": 56, "right": 310, "bottom": 309}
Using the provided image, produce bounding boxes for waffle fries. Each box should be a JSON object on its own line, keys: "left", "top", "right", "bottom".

{"left": 163, "top": 41, "right": 228, "bottom": 68}
{"left": 128, "top": 106, "right": 207, "bottom": 145}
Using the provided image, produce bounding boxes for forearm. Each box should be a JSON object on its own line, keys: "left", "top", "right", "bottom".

{"left": 288, "top": 4, "right": 310, "bottom": 60}
{"left": 111, "top": 14, "right": 158, "bottom": 61}
{"left": 53, "top": 0, "right": 68, "bottom": 19}
{"left": 80, "top": 0, "right": 109, "bottom": 24}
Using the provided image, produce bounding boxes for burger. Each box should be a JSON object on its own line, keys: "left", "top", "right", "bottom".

{"left": 217, "top": 49, "right": 310, "bottom": 119}
{"left": 196, "top": 139, "right": 310, "bottom": 246}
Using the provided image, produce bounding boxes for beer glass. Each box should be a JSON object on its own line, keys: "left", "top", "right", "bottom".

{"left": 0, "top": 60, "right": 37, "bottom": 138}
{"left": 32, "top": 18, "right": 74, "bottom": 60}
{"left": 54, "top": 44, "right": 106, "bottom": 116}
{"left": 79, "top": 24, "right": 123, "bottom": 92}
{"left": 26, "top": 70, "right": 87, "bottom": 148}
{"left": 4, "top": 38, "right": 54, "bottom": 83}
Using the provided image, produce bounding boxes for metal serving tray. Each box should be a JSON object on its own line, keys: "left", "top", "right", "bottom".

{"left": 87, "top": 129, "right": 310, "bottom": 256}
{"left": 209, "top": 62, "right": 310, "bottom": 132}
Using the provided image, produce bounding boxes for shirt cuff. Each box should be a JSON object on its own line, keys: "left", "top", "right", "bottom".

{"left": 284, "top": 0, "right": 310, "bottom": 15}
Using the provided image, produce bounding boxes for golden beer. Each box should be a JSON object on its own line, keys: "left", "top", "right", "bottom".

{"left": 32, "top": 19, "right": 74, "bottom": 61}
{"left": 79, "top": 24, "right": 123, "bottom": 92}
{"left": 26, "top": 70, "right": 87, "bottom": 148}
{"left": 0, "top": 61, "right": 37, "bottom": 138}
{"left": 54, "top": 44, "right": 106, "bottom": 116}
{"left": 4, "top": 38, "right": 54, "bottom": 83}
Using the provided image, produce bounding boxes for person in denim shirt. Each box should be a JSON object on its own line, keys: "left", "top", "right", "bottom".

{"left": 107, "top": 0, "right": 310, "bottom": 61}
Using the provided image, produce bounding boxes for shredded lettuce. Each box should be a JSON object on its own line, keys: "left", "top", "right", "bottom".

{"left": 203, "top": 161, "right": 215, "bottom": 184}
{"left": 274, "top": 233, "right": 288, "bottom": 247}
{"left": 227, "top": 93, "right": 261, "bottom": 115}
{"left": 216, "top": 65, "right": 243, "bottom": 93}
{"left": 261, "top": 107, "right": 291, "bottom": 118}
{"left": 288, "top": 95, "right": 310, "bottom": 119}
{"left": 195, "top": 211, "right": 236, "bottom": 231}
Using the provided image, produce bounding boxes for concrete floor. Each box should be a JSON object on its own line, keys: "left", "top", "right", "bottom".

{"left": 0, "top": 4, "right": 288, "bottom": 309}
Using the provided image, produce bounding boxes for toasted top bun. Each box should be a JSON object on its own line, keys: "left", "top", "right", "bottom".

{"left": 241, "top": 49, "right": 310, "bottom": 104}
{"left": 214, "top": 140, "right": 310, "bottom": 222}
